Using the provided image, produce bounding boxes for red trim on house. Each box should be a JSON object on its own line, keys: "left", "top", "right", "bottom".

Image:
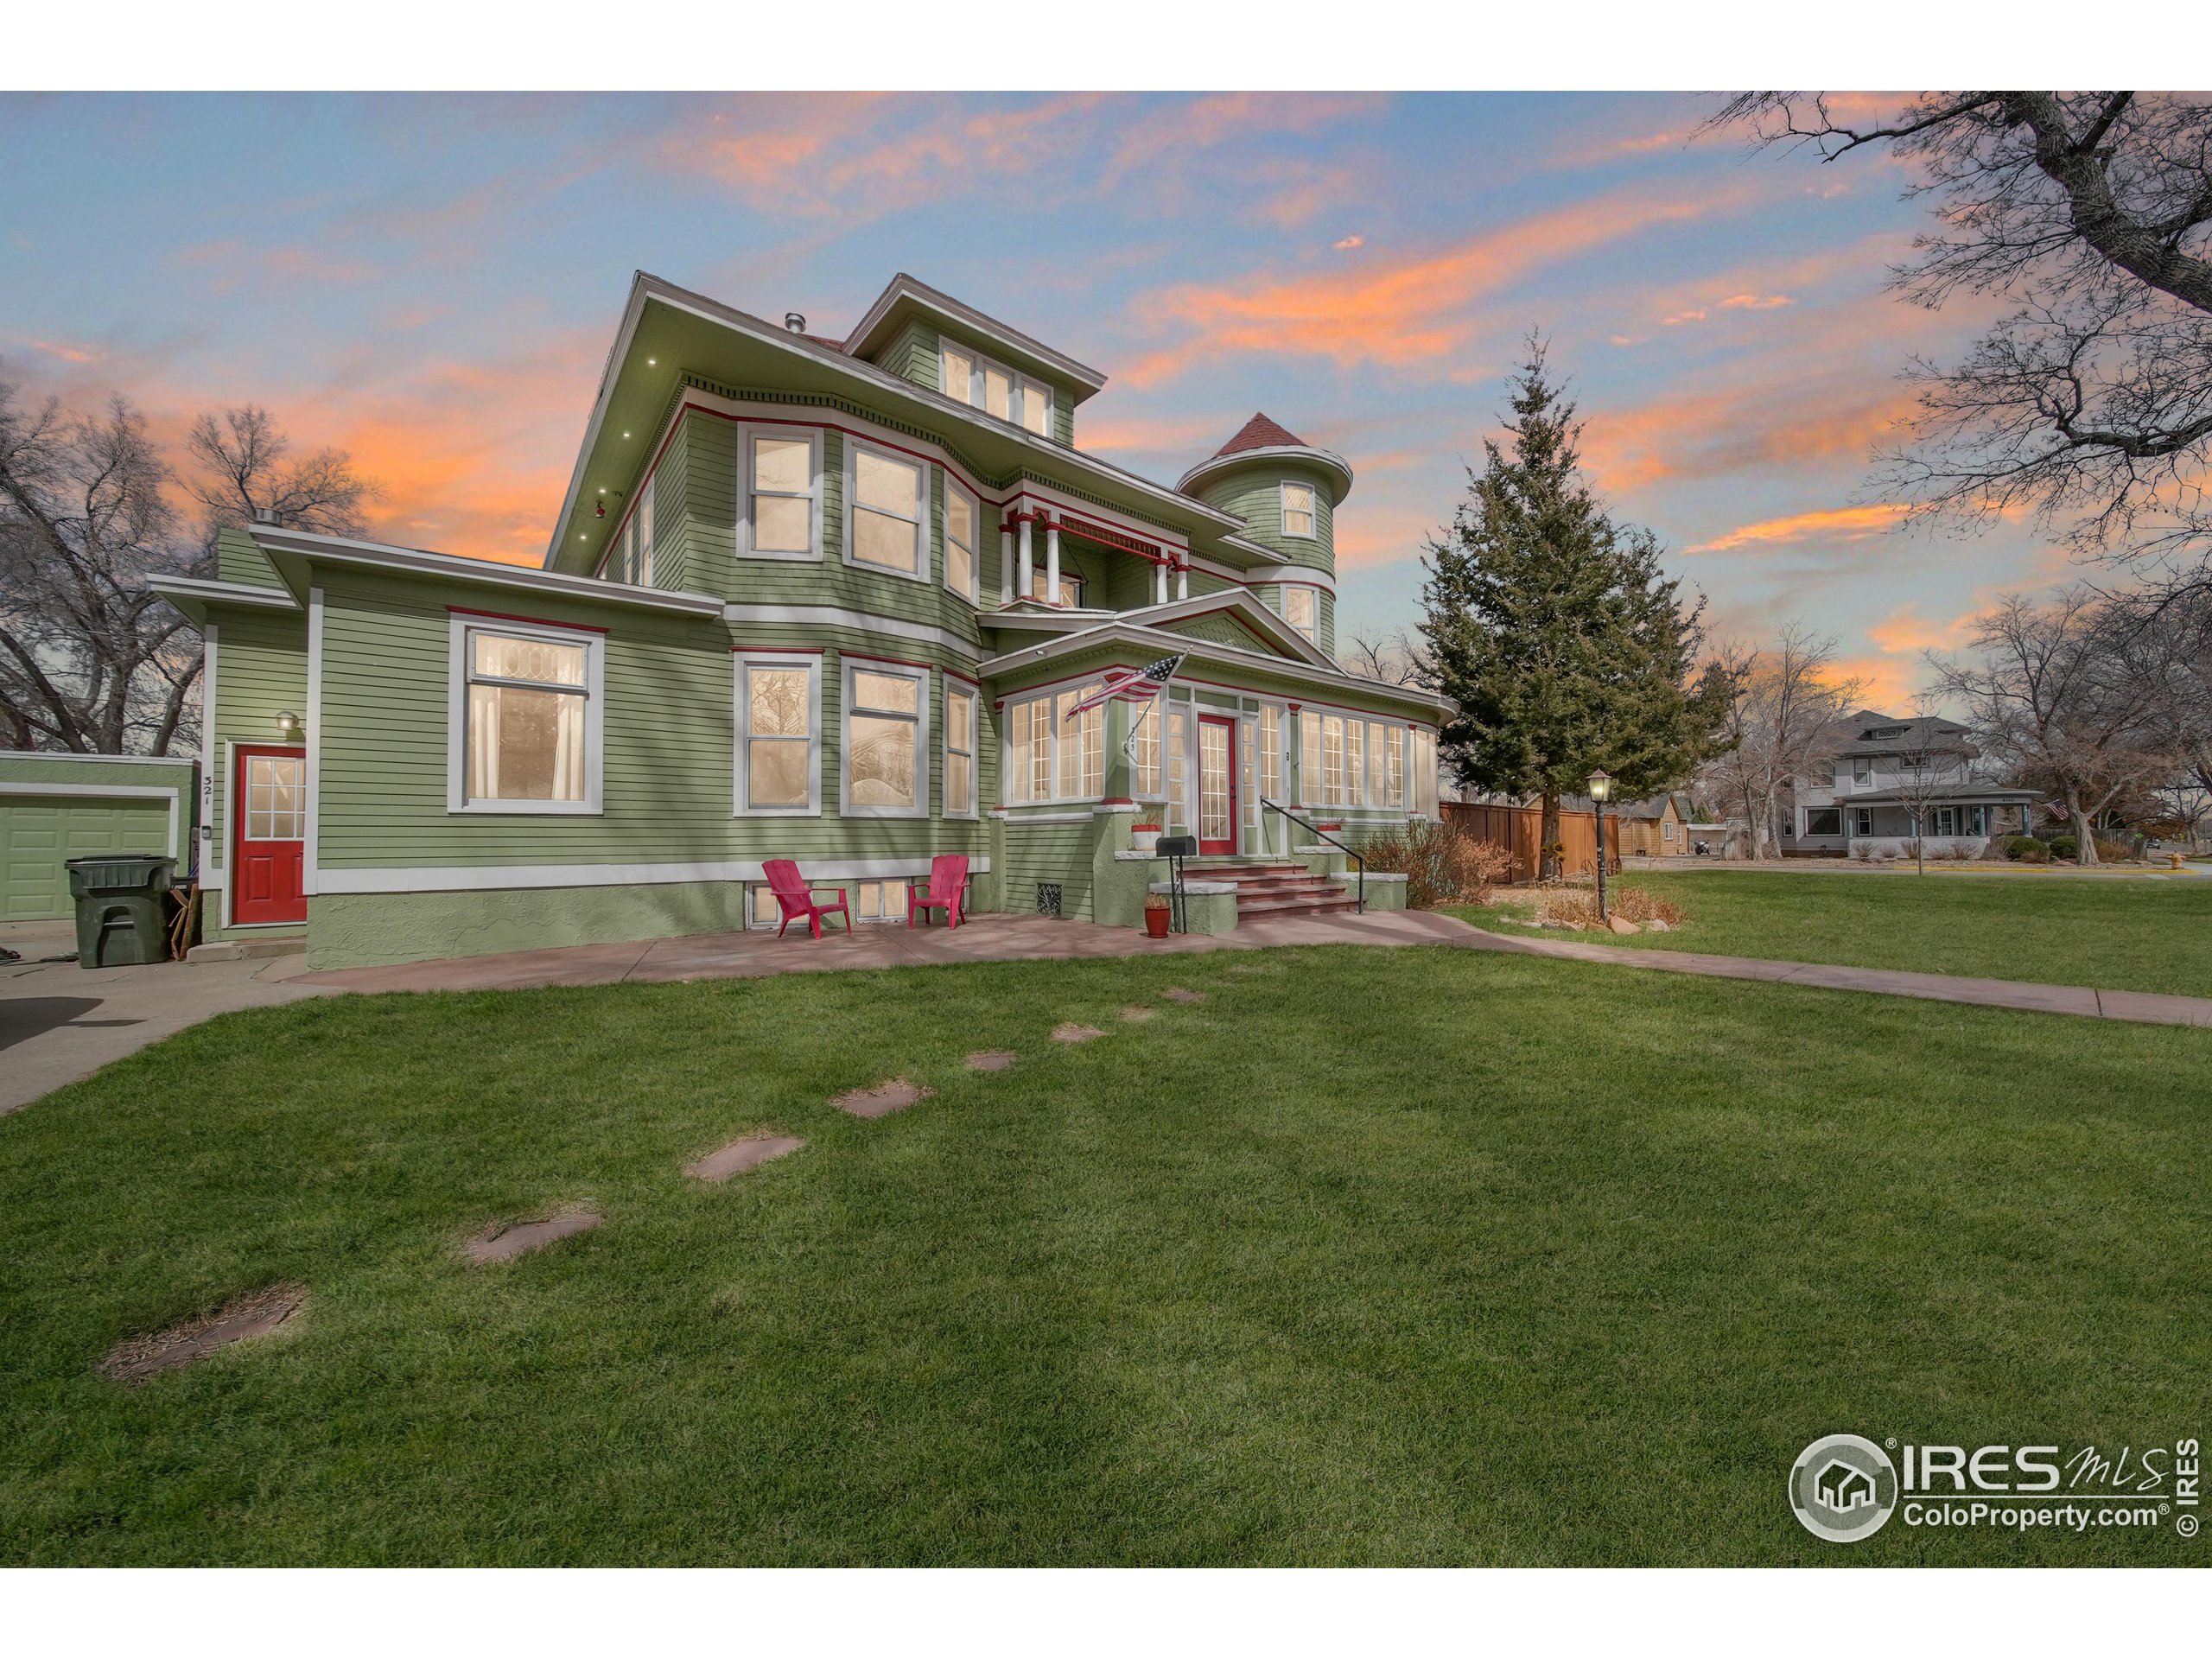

{"left": 448, "top": 606, "right": 609, "bottom": 634}
{"left": 838, "top": 649, "right": 941, "bottom": 674}
{"left": 942, "top": 667, "right": 982, "bottom": 691}
{"left": 1101, "top": 796, "right": 1135, "bottom": 805}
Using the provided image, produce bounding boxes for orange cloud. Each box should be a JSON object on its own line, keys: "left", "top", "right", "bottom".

{"left": 1866, "top": 602, "right": 1982, "bottom": 656}
{"left": 1102, "top": 92, "right": 1383, "bottom": 186}
{"left": 1823, "top": 653, "right": 1929, "bottom": 710}
{"left": 1581, "top": 379, "right": 1921, "bottom": 497}
{"left": 1119, "top": 184, "right": 1745, "bottom": 387}
{"left": 1687, "top": 504, "right": 1910, "bottom": 555}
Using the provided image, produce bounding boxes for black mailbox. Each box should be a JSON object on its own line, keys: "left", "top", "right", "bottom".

{"left": 1155, "top": 836, "right": 1198, "bottom": 858}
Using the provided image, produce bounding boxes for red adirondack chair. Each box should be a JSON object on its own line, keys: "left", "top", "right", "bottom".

{"left": 762, "top": 858, "right": 851, "bottom": 940}
{"left": 906, "top": 854, "right": 969, "bottom": 930}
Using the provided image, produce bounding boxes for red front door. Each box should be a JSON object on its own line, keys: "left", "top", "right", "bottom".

{"left": 1197, "top": 715, "right": 1237, "bottom": 855}
{"left": 232, "top": 744, "right": 307, "bottom": 925}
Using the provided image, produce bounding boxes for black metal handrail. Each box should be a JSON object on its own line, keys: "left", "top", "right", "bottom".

{"left": 1258, "top": 797, "right": 1363, "bottom": 913}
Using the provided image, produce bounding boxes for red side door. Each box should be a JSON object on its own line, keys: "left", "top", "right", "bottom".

{"left": 1197, "top": 715, "right": 1237, "bottom": 855}
{"left": 232, "top": 744, "right": 307, "bottom": 925}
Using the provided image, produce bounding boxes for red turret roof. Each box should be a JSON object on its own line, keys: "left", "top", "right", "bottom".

{"left": 1211, "top": 411, "right": 1310, "bottom": 458}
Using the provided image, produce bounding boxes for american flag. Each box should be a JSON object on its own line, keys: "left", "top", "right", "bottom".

{"left": 1060, "top": 653, "right": 1183, "bottom": 721}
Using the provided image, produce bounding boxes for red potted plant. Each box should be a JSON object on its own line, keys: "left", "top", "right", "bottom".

{"left": 1143, "top": 891, "right": 1173, "bottom": 938}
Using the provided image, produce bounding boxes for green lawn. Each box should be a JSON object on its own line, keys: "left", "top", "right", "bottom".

{"left": 3, "top": 946, "right": 2206, "bottom": 1565}
{"left": 1453, "top": 869, "right": 2212, "bottom": 998}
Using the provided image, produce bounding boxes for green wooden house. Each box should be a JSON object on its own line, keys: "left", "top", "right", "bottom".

{"left": 150, "top": 272, "right": 1452, "bottom": 969}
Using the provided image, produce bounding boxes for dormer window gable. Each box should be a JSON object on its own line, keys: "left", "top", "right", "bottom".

{"left": 939, "top": 338, "right": 1058, "bottom": 441}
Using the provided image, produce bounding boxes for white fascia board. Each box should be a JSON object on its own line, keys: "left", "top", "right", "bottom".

{"left": 842, "top": 273, "right": 1107, "bottom": 396}
{"left": 248, "top": 527, "right": 724, "bottom": 617}
{"left": 1178, "top": 443, "right": 1357, "bottom": 505}
{"left": 317, "top": 855, "right": 990, "bottom": 895}
{"left": 545, "top": 273, "right": 1244, "bottom": 568}
{"left": 143, "top": 574, "right": 303, "bottom": 626}
{"left": 979, "top": 620, "right": 1457, "bottom": 720}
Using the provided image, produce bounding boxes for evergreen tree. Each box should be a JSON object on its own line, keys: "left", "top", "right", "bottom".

{"left": 1419, "top": 343, "right": 1731, "bottom": 878}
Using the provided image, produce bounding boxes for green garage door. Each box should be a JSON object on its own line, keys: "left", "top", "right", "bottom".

{"left": 0, "top": 795, "right": 174, "bottom": 921}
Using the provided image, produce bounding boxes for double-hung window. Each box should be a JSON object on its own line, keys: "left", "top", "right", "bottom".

{"left": 1343, "top": 720, "right": 1365, "bottom": 808}
{"left": 944, "top": 480, "right": 979, "bottom": 602}
{"left": 1366, "top": 721, "right": 1388, "bottom": 806}
{"left": 1852, "top": 756, "right": 1875, "bottom": 787}
{"left": 448, "top": 615, "right": 602, "bottom": 814}
{"left": 847, "top": 441, "right": 929, "bottom": 579}
{"left": 1283, "top": 585, "right": 1317, "bottom": 643}
{"left": 1281, "top": 481, "right": 1317, "bottom": 538}
{"left": 842, "top": 659, "right": 929, "bottom": 817}
{"left": 734, "top": 652, "right": 820, "bottom": 815}
{"left": 1322, "top": 715, "right": 1346, "bottom": 809}
{"left": 1258, "top": 705, "right": 1281, "bottom": 804}
{"left": 1004, "top": 683, "right": 1103, "bottom": 804}
{"left": 944, "top": 678, "right": 977, "bottom": 817}
{"left": 1386, "top": 725, "right": 1405, "bottom": 809}
{"left": 941, "top": 343, "right": 1053, "bottom": 438}
{"left": 743, "top": 429, "right": 821, "bottom": 559}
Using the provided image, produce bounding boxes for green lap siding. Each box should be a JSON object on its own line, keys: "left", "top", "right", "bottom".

{"left": 0, "top": 754, "right": 195, "bottom": 921}
{"left": 996, "top": 820, "right": 1096, "bottom": 920}
{"left": 205, "top": 606, "right": 308, "bottom": 932}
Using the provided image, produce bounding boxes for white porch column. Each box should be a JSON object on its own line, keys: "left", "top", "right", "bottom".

{"left": 1175, "top": 558, "right": 1189, "bottom": 601}
{"left": 1045, "top": 515, "right": 1061, "bottom": 605}
{"left": 999, "top": 527, "right": 1014, "bottom": 607}
{"left": 1154, "top": 560, "right": 1168, "bottom": 604}
{"left": 1016, "top": 515, "right": 1033, "bottom": 601}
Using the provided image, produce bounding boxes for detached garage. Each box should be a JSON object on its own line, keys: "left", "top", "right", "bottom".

{"left": 0, "top": 753, "right": 198, "bottom": 922}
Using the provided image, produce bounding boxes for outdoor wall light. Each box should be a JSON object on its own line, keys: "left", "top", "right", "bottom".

{"left": 275, "top": 709, "right": 302, "bottom": 741}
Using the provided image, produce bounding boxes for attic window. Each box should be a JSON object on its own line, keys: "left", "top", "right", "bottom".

{"left": 942, "top": 343, "right": 1052, "bottom": 437}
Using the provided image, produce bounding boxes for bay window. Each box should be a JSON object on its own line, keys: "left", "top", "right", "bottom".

{"left": 742, "top": 429, "right": 821, "bottom": 559}
{"left": 448, "top": 615, "right": 602, "bottom": 814}
{"left": 842, "top": 659, "right": 929, "bottom": 817}
{"left": 1281, "top": 480, "right": 1317, "bottom": 538}
{"left": 734, "top": 652, "right": 820, "bottom": 816}
{"left": 944, "top": 480, "right": 979, "bottom": 601}
{"left": 847, "top": 441, "right": 928, "bottom": 578}
{"left": 944, "top": 679, "right": 977, "bottom": 818}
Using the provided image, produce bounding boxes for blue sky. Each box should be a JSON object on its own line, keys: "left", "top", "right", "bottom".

{"left": 0, "top": 91, "right": 2070, "bottom": 704}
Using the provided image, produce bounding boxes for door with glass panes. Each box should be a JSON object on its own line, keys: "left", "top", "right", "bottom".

{"left": 232, "top": 744, "right": 307, "bottom": 925}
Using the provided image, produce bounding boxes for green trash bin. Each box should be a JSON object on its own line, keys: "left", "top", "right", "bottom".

{"left": 66, "top": 855, "right": 178, "bottom": 968}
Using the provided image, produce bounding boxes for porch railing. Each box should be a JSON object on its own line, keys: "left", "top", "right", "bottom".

{"left": 1258, "top": 797, "right": 1363, "bottom": 914}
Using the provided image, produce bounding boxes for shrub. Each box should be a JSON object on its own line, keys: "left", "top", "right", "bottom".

{"left": 1849, "top": 841, "right": 1877, "bottom": 863}
{"left": 1358, "top": 819, "right": 1515, "bottom": 908}
{"left": 2049, "top": 835, "right": 2080, "bottom": 861}
{"left": 2005, "top": 836, "right": 2047, "bottom": 861}
{"left": 2094, "top": 837, "right": 2133, "bottom": 863}
{"left": 1534, "top": 882, "right": 1689, "bottom": 929}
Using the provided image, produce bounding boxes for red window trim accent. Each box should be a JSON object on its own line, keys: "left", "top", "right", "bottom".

{"left": 838, "top": 649, "right": 940, "bottom": 674}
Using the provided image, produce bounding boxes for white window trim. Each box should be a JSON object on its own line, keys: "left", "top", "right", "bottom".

{"left": 842, "top": 437, "right": 933, "bottom": 585}
{"left": 1001, "top": 682, "right": 1106, "bottom": 806}
{"left": 1281, "top": 480, "right": 1319, "bottom": 540}
{"left": 1281, "top": 582, "right": 1320, "bottom": 643}
{"left": 734, "top": 651, "right": 823, "bottom": 817}
{"left": 840, "top": 655, "right": 931, "bottom": 819}
{"left": 446, "top": 613, "right": 605, "bottom": 816}
{"left": 943, "top": 675, "right": 979, "bottom": 820}
{"left": 739, "top": 424, "right": 824, "bottom": 563}
{"left": 943, "top": 476, "right": 981, "bottom": 605}
{"left": 943, "top": 342, "right": 1052, "bottom": 438}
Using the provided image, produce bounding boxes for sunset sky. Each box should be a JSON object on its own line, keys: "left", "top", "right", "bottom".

{"left": 1, "top": 90, "right": 2071, "bottom": 707}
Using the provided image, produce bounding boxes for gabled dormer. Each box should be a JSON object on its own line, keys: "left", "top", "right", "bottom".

{"left": 842, "top": 272, "right": 1103, "bottom": 448}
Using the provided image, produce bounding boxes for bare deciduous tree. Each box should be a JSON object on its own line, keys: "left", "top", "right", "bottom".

{"left": 1337, "top": 630, "right": 1425, "bottom": 686}
{"left": 1695, "top": 624, "right": 1866, "bottom": 859}
{"left": 1929, "top": 588, "right": 2181, "bottom": 863}
{"left": 1708, "top": 92, "right": 2212, "bottom": 570}
{"left": 0, "top": 376, "right": 377, "bottom": 755}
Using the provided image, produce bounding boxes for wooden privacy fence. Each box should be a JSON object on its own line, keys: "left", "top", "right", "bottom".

{"left": 1441, "top": 800, "right": 1622, "bottom": 884}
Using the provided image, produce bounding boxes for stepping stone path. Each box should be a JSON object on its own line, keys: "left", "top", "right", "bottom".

{"left": 965, "top": 1050, "right": 1018, "bottom": 1071}
{"left": 834, "top": 1078, "right": 934, "bottom": 1118}
{"left": 1160, "top": 987, "right": 1207, "bottom": 1005}
{"left": 99, "top": 1282, "right": 306, "bottom": 1386}
{"left": 1051, "top": 1022, "right": 1106, "bottom": 1044}
{"left": 1120, "top": 1006, "right": 1157, "bottom": 1022}
{"left": 467, "top": 1210, "right": 603, "bottom": 1264}
{"left": 685, "top": 1135, "right": 805, "bottom": 1182}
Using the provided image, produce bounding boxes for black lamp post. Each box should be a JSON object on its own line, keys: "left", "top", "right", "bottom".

{"left": 1587, "top": 768, "right": 1612, "bottom": 924}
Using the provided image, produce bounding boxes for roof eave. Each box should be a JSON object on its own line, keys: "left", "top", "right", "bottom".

{"left": 249, "top": 525, "right": 725, "bottom": 616}
{"left": 1177, "top": 443, "right": 1356, "bottom": 505}
{"left": 843, "top": 272, "right": 1107, "bottom": 398}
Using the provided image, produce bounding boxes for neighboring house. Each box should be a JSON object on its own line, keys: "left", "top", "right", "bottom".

{"left": 150, "top": 271, "right": 1452, "bottom": 970}
{"left": 0, "top": 752, "right": 198, "bottom": 921}
{"left": 1611, "top": 792, "right": 1691, "bottom": 857}
{"left": 1781, "top": 709, "right": 2037, "bottom": 857}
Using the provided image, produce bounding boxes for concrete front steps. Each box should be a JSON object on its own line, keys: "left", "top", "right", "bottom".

{"left": 1185, "top": 859, "right": 1359, "bottom": 920}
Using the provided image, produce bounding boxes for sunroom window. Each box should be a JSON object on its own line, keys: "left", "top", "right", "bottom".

{"left": 849, "top": 443, "right": 926, "bottom": 577}
{"left": 1003, "top": 683, "right": 1103, "bottom": 804}
{"left": 1281, "top": 481, "right": 1317, "bottom": 538}
{"left": 843, "top": 660, "right": 928, "bottom": 817}
{"left": 1131, "top": 698, "right": 1163, "bottom": 797}
{"left": 454, "top": 620, "right": 600, "bottom": 813}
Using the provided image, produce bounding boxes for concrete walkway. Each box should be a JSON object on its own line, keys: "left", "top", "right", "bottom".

{"left": 0, "top": 921, "right": 325, "bottom": 1116}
